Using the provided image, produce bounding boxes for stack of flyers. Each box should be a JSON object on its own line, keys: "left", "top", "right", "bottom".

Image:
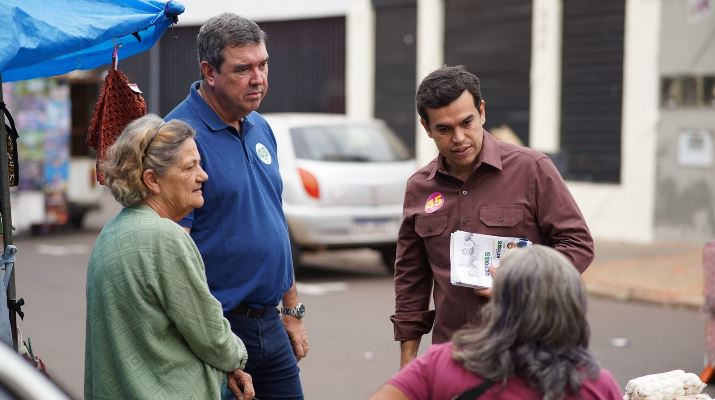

{"left": 450, "top": 230, "right": 531, "bottom": 289}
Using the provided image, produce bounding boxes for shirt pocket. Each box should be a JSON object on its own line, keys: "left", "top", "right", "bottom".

{"left": 414, "top": 214, "right": 450, "bottom": 267}
{"left": 479, "top": 205, "right": 524, "bottom": 233}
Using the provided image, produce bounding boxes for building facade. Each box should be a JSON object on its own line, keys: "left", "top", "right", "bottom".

{"left": 349, "top": 0, "right": 714, "bottom": 243}
{"left": 28, "top": 0, "right": 711, "bottom": 243}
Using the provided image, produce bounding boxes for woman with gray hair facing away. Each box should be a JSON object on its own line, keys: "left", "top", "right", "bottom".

{"left": 371, "top": 245, "right": 622, "bottom": 400}
{"left": 84, "top": 114, "right": 254, "bottom": 400}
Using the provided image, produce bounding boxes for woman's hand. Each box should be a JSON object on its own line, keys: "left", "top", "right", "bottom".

{"left": 474, "top": 266, "right": 498, "bottom": 298}
{"left": 228, "top": 369, "right": 255, "bottom": 400}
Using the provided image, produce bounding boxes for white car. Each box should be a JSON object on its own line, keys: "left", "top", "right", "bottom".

{"left": 264, "top": 113, "right": 417, "bottom": 272}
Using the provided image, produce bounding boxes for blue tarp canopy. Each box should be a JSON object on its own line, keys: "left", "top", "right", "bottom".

{"left": 0, "top": 0, "right": 185, "bottom": 82}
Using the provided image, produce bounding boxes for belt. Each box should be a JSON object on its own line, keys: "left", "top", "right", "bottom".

{"left": 230, "top": 303, "right": 274, "bottom": 319}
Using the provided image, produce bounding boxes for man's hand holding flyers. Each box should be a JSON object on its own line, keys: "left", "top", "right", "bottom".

{"left": 450, "top": 231, "right": 531, "bottom": 290}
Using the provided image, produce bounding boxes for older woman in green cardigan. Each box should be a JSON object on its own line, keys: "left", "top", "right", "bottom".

{"left": 84, "top": 115, "right": 253, "bottom": 400}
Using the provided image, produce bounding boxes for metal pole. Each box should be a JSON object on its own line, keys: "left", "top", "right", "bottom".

{"left": 0, "top": 73, "right": 18, "bottom": 350}
{"left": 702, "top": 241, "right": 715, "bottom": 383}
{"left": 149, "top": 43, "right": 161, "bottom": 114}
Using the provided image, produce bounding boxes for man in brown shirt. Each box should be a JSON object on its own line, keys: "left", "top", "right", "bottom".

{"left": 392, "top": 65, "right": 594, "bottom": 368}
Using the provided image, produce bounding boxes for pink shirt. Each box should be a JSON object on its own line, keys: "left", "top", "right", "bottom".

{"left": 388, "top": 342, "right": 623, "bottom": 400}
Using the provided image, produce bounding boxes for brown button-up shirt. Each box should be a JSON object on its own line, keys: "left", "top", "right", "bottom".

{"left": 391, "top": 132, "right": 594, "bottom": 344}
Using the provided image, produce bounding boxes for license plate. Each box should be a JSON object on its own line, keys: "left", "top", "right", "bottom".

{"left": 350, "top": 218, "right": 395, "bottom": 235}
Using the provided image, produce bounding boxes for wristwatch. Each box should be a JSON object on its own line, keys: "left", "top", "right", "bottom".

{"left": 281, "top": 303, "right": 306, "bottom": 319}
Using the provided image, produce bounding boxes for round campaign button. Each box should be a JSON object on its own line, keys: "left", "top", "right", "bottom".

{"left": 424, "top": 192, "right": 444, "bottom": 213}
{"left": 255, "top": 143, "right": 272, "bottom": 164}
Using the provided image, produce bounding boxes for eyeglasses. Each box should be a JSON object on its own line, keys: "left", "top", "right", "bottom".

{"left": 142, "top": 122, "right": 165, "bottom": 161}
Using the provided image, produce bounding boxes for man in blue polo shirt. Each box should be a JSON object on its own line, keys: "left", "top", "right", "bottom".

{"left": 165, "top": 13, "right": 307, "bottom": 400}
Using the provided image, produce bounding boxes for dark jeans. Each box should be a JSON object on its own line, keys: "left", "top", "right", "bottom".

{"left": 225, "top": 308, "right": 303, "bottom": 400}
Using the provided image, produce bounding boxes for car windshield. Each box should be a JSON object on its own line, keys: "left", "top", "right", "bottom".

{"left": 289, "top": 124, "right": 412, "bottom": 162}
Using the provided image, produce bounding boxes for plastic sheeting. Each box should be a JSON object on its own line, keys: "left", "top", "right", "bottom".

{"left": 0, "top": 270, "right": 10, "bottom": 346}
{"left": 0, "top": 0, "right": 185, "bottom": 82}
{"left": 0, "top": 245, "right": 16, "bottom": 346}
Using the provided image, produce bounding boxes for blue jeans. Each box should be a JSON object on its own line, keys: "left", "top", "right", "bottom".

{"left": 224, "top": 308, "right": 303, "bottom": 400}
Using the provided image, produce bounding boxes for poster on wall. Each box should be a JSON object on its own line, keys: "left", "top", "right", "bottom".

{"left": 678, "top": 129, "right": 714, "bottom": 167}
{"left": 2, "top": 79, "right": 70, "bottom": 225}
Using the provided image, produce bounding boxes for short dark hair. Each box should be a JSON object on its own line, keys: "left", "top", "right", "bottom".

{"left": 416, "top": 65, "right": 482, "bottom": 125}
{"left": 197, "top": 13, "right": 267, "bottom": 75}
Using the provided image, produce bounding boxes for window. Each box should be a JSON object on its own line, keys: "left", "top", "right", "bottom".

{"left": 703, "top": 76, "right": 715, "bottom": 108}
{"left": 290, "top": 124, "right": 411, "bottom": 162}
{"left": 660, "top": 75, "right": 715, "bottom": 109}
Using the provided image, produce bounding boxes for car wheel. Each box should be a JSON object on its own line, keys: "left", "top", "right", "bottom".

{"left": 378, "top": 245, "right": 396, "bottom": 274}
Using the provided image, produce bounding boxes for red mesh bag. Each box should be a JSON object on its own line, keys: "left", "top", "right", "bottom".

{"left": 87, "top": 69, "right": 146, "bottom": 184}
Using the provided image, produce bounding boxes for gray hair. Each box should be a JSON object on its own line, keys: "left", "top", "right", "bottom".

{"left": 452, "top": 245, "right": 599, "bottom": 400}
{"left": 197, "top": 13, "right": 267, "bottom": 75}
{"left": 102, "top": 114, "right": 196, "bottom": 207}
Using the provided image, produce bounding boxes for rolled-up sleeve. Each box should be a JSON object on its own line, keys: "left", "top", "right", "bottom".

{"left": 391, "top": 181, "right": 436, "bottom": 341}
{"left": 534, "top": 157, "right": 595, "bottom": 272}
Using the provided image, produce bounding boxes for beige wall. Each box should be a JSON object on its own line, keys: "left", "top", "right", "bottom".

{"left": 654, "top": 1, "right": 715, "bottom": 243}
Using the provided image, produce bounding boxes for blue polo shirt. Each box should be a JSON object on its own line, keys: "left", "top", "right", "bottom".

{"left": 165, "top": 81, "right": 293, "bottom": 312}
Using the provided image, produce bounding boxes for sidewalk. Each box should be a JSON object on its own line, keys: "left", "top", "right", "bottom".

{"left": 584, "top": 240, "right": 708, "bottom": 309}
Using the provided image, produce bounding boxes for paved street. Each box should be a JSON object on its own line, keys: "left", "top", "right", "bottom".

{"left": 10, "top": 230, "right": 715, "bottom": 399}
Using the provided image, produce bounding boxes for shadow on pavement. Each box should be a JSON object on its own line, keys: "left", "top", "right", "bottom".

{"left": 295, "top": 249, "right": 393, "bottom": 282}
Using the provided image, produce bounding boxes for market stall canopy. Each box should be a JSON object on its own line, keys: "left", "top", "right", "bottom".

{"left": 0, "top": 0, "right": 185, "bottom": 82}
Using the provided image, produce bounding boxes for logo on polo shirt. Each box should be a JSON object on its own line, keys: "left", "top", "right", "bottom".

{"left": 425, "top": 192, "right": 444, "bottom": 213}
{"left": 255, "top": 143, "right": 272, "bottom": 164}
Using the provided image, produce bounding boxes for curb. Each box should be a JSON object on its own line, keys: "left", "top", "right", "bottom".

{"left": 584, "top": 245, "right": 704, "bottom": 310}
{"left": 585, "top": 282, "right": 703, "bottom": 309}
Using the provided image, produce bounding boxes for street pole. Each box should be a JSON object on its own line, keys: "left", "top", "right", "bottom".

{"left": 702, "top": 241, "right": 715, "bottom": 383}
{"left": 0, "top": 73, "right": 18, "bottom": 351}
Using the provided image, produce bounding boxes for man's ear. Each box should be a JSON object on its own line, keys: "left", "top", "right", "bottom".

{"left": 200, "top": 61, "right": 215, "bottom": 86}
{"left": 479, "top": 100, "right": 486, "bottom": 124}
{"left": 142, "top": 169, "right": 161, "bottom": 196}
{"left": 419, "top": 118, "right": 432, "bottom": 137}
